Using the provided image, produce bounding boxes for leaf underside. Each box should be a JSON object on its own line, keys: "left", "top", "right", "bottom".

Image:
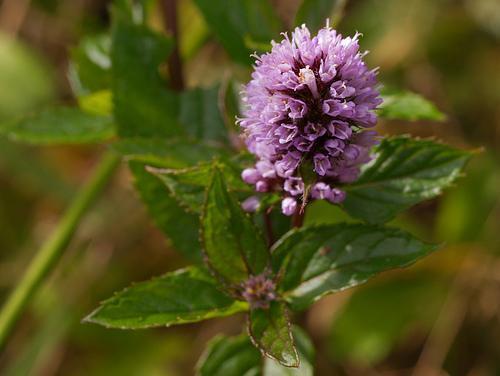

{"left": 202, "top": 166, "right": 269, "bottom": 283}
{"left": 197, "top": 327, "right": 314, "bottom": 375}
{"left": 148, "top": 161, "right": 251, "bottom": 214}
{"left": 130, "top": 161, "right": 203, "bottom": 262}
{"left": 248, "top": 301, "right": 299, "bottom": 368}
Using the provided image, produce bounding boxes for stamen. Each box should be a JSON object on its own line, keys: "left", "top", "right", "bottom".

{"left": 299, "top": 66, "right": 319, "bottom": 98}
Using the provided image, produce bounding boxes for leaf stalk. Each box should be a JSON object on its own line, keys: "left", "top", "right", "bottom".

{"left": 0, "top": 151, "right": 120, "bottom": 349}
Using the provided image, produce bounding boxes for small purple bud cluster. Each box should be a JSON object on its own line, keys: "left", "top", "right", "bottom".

{"left": 240, "top": 273, "right": 277, "bottom": 309}
{"left": 239, "top": 24, "right": 382, "bottom": 216}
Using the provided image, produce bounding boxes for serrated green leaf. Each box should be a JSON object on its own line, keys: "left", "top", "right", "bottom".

{"left": 379, "top": 91, "right": 445, "bottom": 121}
{"left": 343, "top": 136, "right": 472, "bottom": 223}
{"left": 271, "top": 223, "right": 437, "bottom": 310}
{"left": 125, "top": 138, "right": 223, "bottom": 262}
{"left": 148, "top": 161, "right": 251, "bottom": 214}
{"left": 69, "top": 33, "right": 111, "bottom": 96}
{"left": 85, "top": 267, "right": 246, "bottom": 329}
{"left": 263, "top": 326, "right": 314, "bottom": 375}
{"left": 193, "top": 0, "right": 281, "bottom": 65}
{"left": 148, "top": 165, "right": 209, "bottom": 214}
{"left": 202, "top": 165, "right": 269, "bottom": 283}
{"left": 197, "top": 327, "right": 313, "bottom": 375}
{"left": 248, "top": 301, "right": 299, "bottom": 368}
{"left": 112, "top": 138, "right": 224, "bottom": 168}
{"left": 294, "top": 0, "right": 346, "bottom": 32}
{"left": 180, "top": 86, "right": 229, "bottom": 144}
{"left": 129, "top": 161, "right": 202, "bottom": 262}
{"left": 112, "top": 17, "right": 180, "bottom": 137}
{"left": 196, "top": 335, "right": 261, "bottom": 376}
{"left": 0, "top": 107, "right": 115, "bottom": 144}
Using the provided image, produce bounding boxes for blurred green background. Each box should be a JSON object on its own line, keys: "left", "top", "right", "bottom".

{"left": 0, "top": 0, "right": 499, "bottom": 375}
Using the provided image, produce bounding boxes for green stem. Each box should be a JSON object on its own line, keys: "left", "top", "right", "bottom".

{"left": 0, "top": 151, "right": 120, "bottom": 349}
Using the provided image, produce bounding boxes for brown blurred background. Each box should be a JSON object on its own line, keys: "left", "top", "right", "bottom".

{"left": 0, "top": 0, "right": 499, "bottom": 375}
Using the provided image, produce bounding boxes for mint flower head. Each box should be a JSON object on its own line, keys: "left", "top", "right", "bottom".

{"left": 239, "top": 24, "right": 382, "bottom": 216}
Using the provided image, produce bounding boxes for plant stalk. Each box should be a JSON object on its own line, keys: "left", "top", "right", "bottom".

{"left": 0, "top": 151, "right": 120, "bottom": 349}
{"left": 160, "top": 0, "right": 184, "bottom": 91}
{"left": 263, "top": 208, "right": 275, "bottom": 247}
{"left": 292, "top": 209, "right": 305, "bottom": 228}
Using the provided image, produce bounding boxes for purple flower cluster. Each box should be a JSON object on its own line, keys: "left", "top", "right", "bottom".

{"left": 240, "top": 273, "right": 276, "bottom": 309}
{"left": 239, "top": 24, "right": 382, "bottom": 216}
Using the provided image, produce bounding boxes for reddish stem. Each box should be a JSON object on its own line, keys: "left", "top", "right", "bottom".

{"left": 263, "top": 208, "right": 275, "bottom": 247}
{"left": 160, "top": 0, "right": 184, "bottom": 91}
{"left": 292, "top": 209, "right": 305, "bottom": 228}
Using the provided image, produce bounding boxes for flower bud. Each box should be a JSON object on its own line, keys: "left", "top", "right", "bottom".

{"left": 281, "top": 197, "right": 298, "bottom": 216}
{"left": 241, "top": 196, "right": 260, "bottom": 212}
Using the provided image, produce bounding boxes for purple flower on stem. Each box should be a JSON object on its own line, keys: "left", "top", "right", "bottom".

{"left": 239, "top": 23, "right": 382, "bottom": 216}
{"left": 240, "top": 273, "right": 277, "bottom": 309}
{"left": 281, "top": 197, "right": 298, "bottom": 216}
{"left": 241, "top": 196, "right": 261, "bottom": 212}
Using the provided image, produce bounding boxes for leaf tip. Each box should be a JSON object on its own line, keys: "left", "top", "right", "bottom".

{"left": 81, "top": 309, "right": 99, "bottom": 325}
